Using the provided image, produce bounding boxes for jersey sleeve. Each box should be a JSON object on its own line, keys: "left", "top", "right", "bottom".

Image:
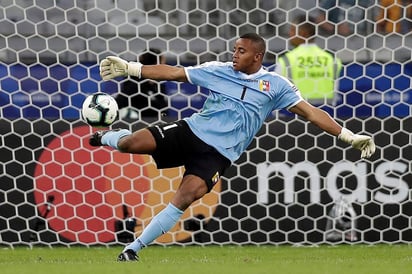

{"left": 282, "top": 86, "right": 303, "bottom": 110}
{"left": 271, "top": 74, "right": 303, "bottom": 110}
{"left": 184, "top": 61, "right": 226, "bottom": 87}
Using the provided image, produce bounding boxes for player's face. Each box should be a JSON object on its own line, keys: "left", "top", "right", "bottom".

{"left": 232, "top": 38, "right": 262, "bottom": 74}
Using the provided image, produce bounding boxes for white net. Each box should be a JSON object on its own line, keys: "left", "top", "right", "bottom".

{"left": 0, "top": 0, "right": 411, "bottom": 246}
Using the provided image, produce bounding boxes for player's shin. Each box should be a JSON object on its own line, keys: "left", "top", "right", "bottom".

{"left": 125, "top": 203, "right": 184, "bottom": 253}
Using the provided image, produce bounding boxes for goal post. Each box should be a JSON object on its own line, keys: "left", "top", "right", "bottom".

{"left": 0, "top": 0, "right": 411, "bottom": 247}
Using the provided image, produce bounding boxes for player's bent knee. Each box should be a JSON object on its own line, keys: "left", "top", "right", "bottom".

{"left": 185, "top": 177, "right": 209, "bottom": 200}
{"left": 172, "top": 176, "right": 208, "bottom": 210}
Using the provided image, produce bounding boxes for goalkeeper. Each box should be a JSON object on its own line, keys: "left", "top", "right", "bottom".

{"left": 92, "top": 33, "right": 376, "bottom": 261}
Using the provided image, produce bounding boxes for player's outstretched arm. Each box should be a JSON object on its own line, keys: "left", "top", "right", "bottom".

{"left": 99, "top": 56, "right": 187, "bottom": 82}
{"left": 337, "top": 127, "right": 376, "bottom": 159}
{"left": 290, "top": 101, "right": 376, "bottom": 159}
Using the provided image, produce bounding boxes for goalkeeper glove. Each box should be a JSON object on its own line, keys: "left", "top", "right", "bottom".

{"left": 99, "top": 56, "right": 143, "bottom": 80}
{"left": 338, "top": 127, "right": 376, "bottom": 158}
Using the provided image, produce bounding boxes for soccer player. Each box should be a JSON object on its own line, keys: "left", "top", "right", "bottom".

{"left": 93, "top": 33, "right": 375, "bottom": 261}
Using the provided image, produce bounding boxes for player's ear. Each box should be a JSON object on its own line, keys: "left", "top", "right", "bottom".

{"left": 255, "top": 52, "right": 263, "bottom": 61}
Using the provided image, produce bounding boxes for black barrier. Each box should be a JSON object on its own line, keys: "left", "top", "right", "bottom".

{"left": 0, "top": 117, "right": 411, "bottom": 245}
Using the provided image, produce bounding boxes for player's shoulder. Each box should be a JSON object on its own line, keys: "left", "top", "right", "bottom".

{"left": 194, "top": 61, "right": 232, "bottom": 69}
{"left": 259, "top": 68, "right": 296, "bottom": 90}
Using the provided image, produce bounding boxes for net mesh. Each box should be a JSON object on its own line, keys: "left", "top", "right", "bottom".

{"left": 0, "top": 0, "right": 411, "bottom": 246}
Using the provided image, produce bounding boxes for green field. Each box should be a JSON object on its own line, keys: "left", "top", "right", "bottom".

{"left": 0, "top": 245, "right": 411, "bottom": 274}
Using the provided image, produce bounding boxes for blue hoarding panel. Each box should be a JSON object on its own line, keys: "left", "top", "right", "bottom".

{"left": 0, "top": 62, "right": 410, "bottom": 119}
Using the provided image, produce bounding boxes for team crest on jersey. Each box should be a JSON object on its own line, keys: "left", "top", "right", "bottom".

{"left": 259, "top": 80, "right": 270, "bottom": 92}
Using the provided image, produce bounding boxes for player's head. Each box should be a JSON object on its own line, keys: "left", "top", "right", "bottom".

{"left": 232, "top": 33, "right": 266, "bottom": 74}
{"left": 289, "top": 15, "right": 316, "bottom": 47}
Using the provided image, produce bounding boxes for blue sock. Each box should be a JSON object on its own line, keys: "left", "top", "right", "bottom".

{"left": 101, "top": 129, "right": 131, "bottom": 149}
{"left": 124, "top": 203, "right": 184, "bottom": 253}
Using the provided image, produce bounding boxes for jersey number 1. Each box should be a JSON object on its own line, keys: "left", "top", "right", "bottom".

{"left": 241, "top": 86, "right": 247, "bottom": 100}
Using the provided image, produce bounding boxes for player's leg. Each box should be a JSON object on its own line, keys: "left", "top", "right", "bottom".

{"left": 89, "top": 128, "right": 157, "bottom": 154}
{"left": 117, "top": 129, "right": 157, "bottom": 154}
{"left": 170, "top": 174, "right": 209, "bottom": 209}
{"left": 118, "top": 174, "right": 208, "bottom": 261}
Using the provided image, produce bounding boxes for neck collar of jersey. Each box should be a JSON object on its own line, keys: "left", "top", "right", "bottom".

{"left": 237, "top": 66, "right": 266, "bottom": 79}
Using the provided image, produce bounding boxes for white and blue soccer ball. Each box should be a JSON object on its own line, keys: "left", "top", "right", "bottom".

{"left": 81, "top": 92, "right": 118, "bottom": 127}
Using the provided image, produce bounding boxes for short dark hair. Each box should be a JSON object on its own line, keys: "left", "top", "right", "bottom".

{"left": 240, "top": 33, "right": 266, "bottom": 54}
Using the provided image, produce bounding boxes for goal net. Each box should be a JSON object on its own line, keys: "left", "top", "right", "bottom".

{"left": 0, "top": 0, "right": 411, "bottom": 246}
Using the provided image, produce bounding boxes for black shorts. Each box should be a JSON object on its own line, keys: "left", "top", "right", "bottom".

{"left": 147, "top": 120, "right": 231, "bottom": 191}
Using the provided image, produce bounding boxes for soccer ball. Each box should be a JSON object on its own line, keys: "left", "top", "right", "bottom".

{"left": 81, "top": 93, "right": 118, "bottom": 127}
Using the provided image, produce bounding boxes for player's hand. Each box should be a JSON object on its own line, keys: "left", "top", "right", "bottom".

{"left": 100, "top": 56, "right": 128, "bottom": 80}
{"left": 99, "top": 56, "right": 142, "bottom": 80}
{"left": 351, "top": 134, "right": 376, "bottom": 158}
{"left": 338, "top": 128, "right": 376, "bottom": 158}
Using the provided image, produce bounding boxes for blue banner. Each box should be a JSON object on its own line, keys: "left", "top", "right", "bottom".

{"left": 1, "top": 62, "right": 411, "bottom": 119}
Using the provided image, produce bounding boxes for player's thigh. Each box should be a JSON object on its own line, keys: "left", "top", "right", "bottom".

{"left": 185, "top": 142, "right": 231, "bottom": 192}
{"left": 118, "top": 128, "right": 156, "bottom": 154}
{"left": 147, "top": 121, "right": 188, "bottom": 168}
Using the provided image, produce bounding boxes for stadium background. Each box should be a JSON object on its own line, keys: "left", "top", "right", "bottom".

{"left": 0, "top": 0, "right": 411, "bottom": 246}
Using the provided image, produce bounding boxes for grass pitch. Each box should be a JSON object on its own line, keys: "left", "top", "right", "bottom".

{"left": 0, "top": 244, "right": 411, "bottom": 274}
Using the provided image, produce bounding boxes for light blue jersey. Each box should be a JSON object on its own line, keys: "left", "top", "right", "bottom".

{"left": 184, "top": 61, "right": 303, "bottom": 162}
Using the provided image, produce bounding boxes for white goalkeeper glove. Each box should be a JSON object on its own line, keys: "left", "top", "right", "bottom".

{"left": 99, "top": 56, "right": 143, "bottom": 81}
{"left": 338, "top": 127, "right": 376, "bottom": 158}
